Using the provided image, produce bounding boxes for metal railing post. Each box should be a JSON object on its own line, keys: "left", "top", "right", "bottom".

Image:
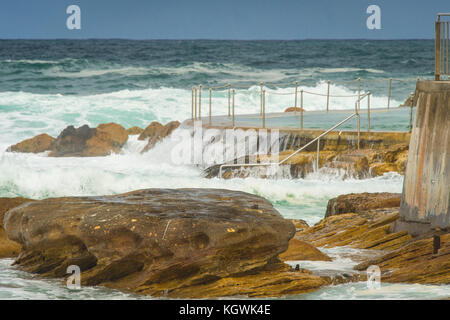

{"left": 300, "top": 89, "right": 304, "bottom": 130}
{"left": 409, "top": 92, "right": 414, "bottom": 133}
{"left": 436, "top": 21, "right": 441, "bottom": 80}
{"left": 260, "top": 82, "right": 263, "bottom": 115}
{"left": 442, "top": 21, "right": 445, "bottom": 76}
{"left": 326, "top": 80, "right": 330, "bottom": 113}
{"left": 446, "top": 21, "right": 450, "bottom": 76}
{"left": 355, "top": 101, "right": 360, "bottom": 150}
{"left": 316, "top": 137, "right": 320, "bottom": 170}
{"left": 387, "top": 78, "right": 392, "bottom": 109}
{"left": 357, "top": 78, "right": 361, "bottom": 111}
{"left": 262, "top": 90, "right": 266, "bottom": 129}
{"left": 232, "top": 89, "right": 235, "bottom": 127}
{"left": 209, "top": 87, "right": 212, "bottom": 125}
{"left": 191, "top": 86, "right": 194, "bottom": 120}
{"left": 198, "top": 84, "right": 202, "bottom": 119}
{"left": 367, "top": 92, "right": 371, "bottom": 133}
{"left": 194, "top": 87, "right": 197, "bottom": 119}
{"left": 357, "top": 114, "right": 360, "bottom": 150}
{"left": 294, "top": 81, "right": 298, "bottom": 114}
{"left": 227, "top": 83, "right": 231, "bottom": 117}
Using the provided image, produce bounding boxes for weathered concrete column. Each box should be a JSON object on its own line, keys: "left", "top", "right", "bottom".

{"left": 395, "top": 80, "right": 450, "bottom": 236}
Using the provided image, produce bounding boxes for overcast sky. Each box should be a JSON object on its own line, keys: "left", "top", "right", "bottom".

{"left": 0, "top": 0, "right": 448, "bottom": 39}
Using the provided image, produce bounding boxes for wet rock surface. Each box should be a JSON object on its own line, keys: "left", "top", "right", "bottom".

{"left": 296, "top": 209, "right": 410, "bottom": 251}
{"left": 141, "top": 121, "right": 180, "bottom": 152}
{"left": 126, "top": 126, "right": 144, "bottom": 135}
{"left": 138, "top": 121, "right": 163, "bottom": 140}
{"left": 205, "top": 143, "right": 409, "bottom": 179}
{"left": 284, "top": 107, "right": 306, "bottom": 112}
{"left": 279, "top": 239, "right": 332, "bottom": 262}
{"left": 296, "top": 192, "right": 449, "bottom": 285}
{"left": 287, "top": 219, "right": 309, "bottom": 231}
{"left": 3, "top": 188, "right": 323, "bottom": 298}
{"left": 0, "top": 197, "right": 33, "bottom": 258}
{"left": 7, "top": 120, "right": 181, "bottom": 157}
{"left": 7, "top": 134, "right": 55, "bottom": 154}
{"left": 325, "top": 192, "right": 401, "bottom": 218}
{"left": 7, "top": 123, "right": 129, "bottom": 157}
{"left": 355, "top": 232, "right": 450, "bottom": 285}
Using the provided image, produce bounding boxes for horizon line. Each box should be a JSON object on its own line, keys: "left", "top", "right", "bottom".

{"left": 0, "top": 37, "right": 434, "bottom": 41}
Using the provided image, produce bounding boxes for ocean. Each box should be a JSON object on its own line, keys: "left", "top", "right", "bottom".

{"left": 0, "top": 39, "right": 448, "bottom": 299}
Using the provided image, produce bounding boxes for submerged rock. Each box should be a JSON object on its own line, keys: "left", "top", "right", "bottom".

{"left": 3, "top": 188, "right": 310, "bottom": 298}
{"left": 7, "top": 133, "right": 55, "bottom": 153}
{"left": 0, "top": 197, "right": 33, "bottom": 258}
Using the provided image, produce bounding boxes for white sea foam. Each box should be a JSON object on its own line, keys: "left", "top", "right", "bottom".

{"left": 0, "top": 134, "right": 404, "bottom": 226}
{"left": 0, "top": 83, "right": 402, "bottom": 147}
{"left": 294, "top": 282, "right": 450, "bottom": 300}
{"left": 0, "top": 259, "right": 149, "bottom": 300}
{"left": 2, "top": 59, "right": 61, "bottom": 64}
{"left": 44, "top": 66, "right": 151, "bottom": 78}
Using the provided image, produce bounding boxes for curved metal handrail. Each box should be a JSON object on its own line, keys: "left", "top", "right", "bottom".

{"left": 218, "top": 112, "right": 358, "bottom": 178}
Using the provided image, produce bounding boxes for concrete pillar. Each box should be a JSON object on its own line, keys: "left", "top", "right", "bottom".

{"left": 395, "top": 80, "right": 450, "bottom": 236}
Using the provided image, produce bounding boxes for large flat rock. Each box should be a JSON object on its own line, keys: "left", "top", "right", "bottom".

{"left": 4, "top": 188, "right": 297, "bottom": 297}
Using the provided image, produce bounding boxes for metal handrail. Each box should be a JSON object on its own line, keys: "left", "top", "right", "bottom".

{"left": 436, "top": 13, "right": 450, "bottom": 80}
{"left": 191, "top": 76, "right": 414, "bottom": 121}
{"left": 218, "top": 112, "right": 358, "bottom": 178}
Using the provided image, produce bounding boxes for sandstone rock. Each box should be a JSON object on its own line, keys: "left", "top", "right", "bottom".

{"left": 142, "top": 121, "right": 180, "bottom": 152}
{"left": 127, "top": 126, "right": 144, "bottom": 135}
{"left": 84, "top": 123, "right": 128, "bottom": 156}
{"left": 161, "top": 262, "right": 329, "bottom": 298}
{"left": 284, "top": 107, "right": 306, "bottom": 113}
{"left": 138, "top": 121, "right": 163, "bottom": 140}
{"left": 49, "top": 124, "right": 96, "bottom": 157}
{"left": 4, "top": 188, "right": 299, "bottom": 298}
{"left": 205, "top": 143, "right": 409, "bottom": 180}
{"left": 0, "top": 197, "right": 33, "bottom": 258}
{"left": 7, "top": 134, "right": 55, "bottom": 153}
{"left": 287, "top": 219, "right": 309, "bottom": 231}
{"left": 279, "top": 239, "right": 332, "bottom": 262}
{"left": 355, "top": 232, "right": 450, "bottom": 285}
{"left": 296, "top": 192, "right": 448, "bottom": 285}
{"left": 296, "top": 209, "right": 411, "bottom": 251}
{"left": 325, "top": 192, "right": 401, "bottom": 218}
{"left": 49, "top": 123, "right": 128, "bottom": 157}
